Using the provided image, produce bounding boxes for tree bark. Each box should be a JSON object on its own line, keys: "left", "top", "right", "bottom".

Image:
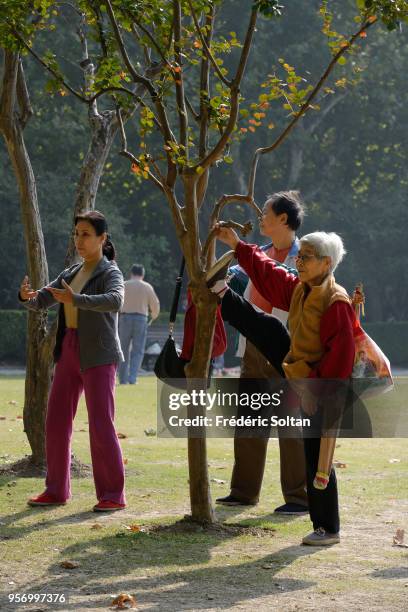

{"left": 0, "top": 51, "right": 53, "bottom": 464}
{"left": 178, "top": 171, "right": 217, "bottom": 522}
{"left": 65, "top": 107, "right": 119, "bottom": 264}
{"left": 184, "top": 284, "right": 218, "bottom": 523}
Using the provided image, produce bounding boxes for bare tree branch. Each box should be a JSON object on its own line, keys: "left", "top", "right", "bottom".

{"left": 13, "top": 30, "right": 87, "bottom": 103}
{"left": 202, "top": 215, "right": 254, "bottom": 263}
{"left": 173, "top": 0, "right": 188, "bottom": 152}
{"left": 0, "top": 51, "right": 18, "bottom": 123}
{"left": 187, "top": 0, "right": 231, "bottom": 87}
{"left": 198, "top": 7, "right": 213, "bottom": 159}
{"left": 115, "top": 106, "right": 162, "bottom": 188}
{"left": 246, "top": 17, "right": 378, "bottom": 198}
{"left": 116, "top": 106, "right": 185, "bottom": 236}
{"left": 185, "top": 94, "right": 200, "bottom": 122}
{"left": 131, "top": 16, "right": 172, "bottom": 69}
{"left": 104, "top": 0, "right": 177, "bottom": 186}
{"left": 130, "top": 22, "right": 151, "bottom": 66}
{"left": 89, "top": 0, "right": 108, "bottom": 57}
{"left": 193, "top": 8, "right": 258, "bottom": 172}
{"left": 104, "top": 0, "right": 156, "bottom": 96}
{"left": 77, "top": 11, "right": 99, "bottom": 117}
{"left": 16, "top": 58, "right": 33, "bottom": 129}
{"left": 202, "top": 193, "right": 261, "bottom": 263}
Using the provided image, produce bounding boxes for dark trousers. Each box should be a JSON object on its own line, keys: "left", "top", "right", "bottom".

{"left": 222, "top": 289, "right": 308, "bottom": 507}
{"left": 303, "top": 433, "right": 340, "bottom": 533}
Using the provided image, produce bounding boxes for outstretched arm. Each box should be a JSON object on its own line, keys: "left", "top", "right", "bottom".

{"left": 18, "top": 273, "right": 62, "bottom": 311}
{"left": 214, "top": 224, "right": 299, "bottom": 311}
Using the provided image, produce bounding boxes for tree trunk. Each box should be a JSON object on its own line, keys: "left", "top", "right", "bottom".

{"left": 181, "top": 172, "right": 218, "bottom": 523}
{"left": 185, "top": 287, "right": 218, "bottom": 523}
{"left": 0, "top": 51, "right": 53, "bottom": 464}
{"left": 0, "top": 54, "right": 121, "bottom": 464}
{"left": 65, "top": 108, "right": 119, "bottom": 264}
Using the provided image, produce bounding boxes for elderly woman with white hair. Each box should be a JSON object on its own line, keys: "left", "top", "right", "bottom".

{"left": 211, "top": 227, "right": 355, "bottom": 546}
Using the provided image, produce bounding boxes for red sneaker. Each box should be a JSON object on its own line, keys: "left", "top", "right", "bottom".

{"left": 28, "top": 493, "right": 66, "bottom": 507}
{"left": 93, "top": 500, "right": 126, "bottom": 512}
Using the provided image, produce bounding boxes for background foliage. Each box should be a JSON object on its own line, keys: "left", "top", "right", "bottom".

{"left": 1, "top": 0, "right": 407, "bottom": 320}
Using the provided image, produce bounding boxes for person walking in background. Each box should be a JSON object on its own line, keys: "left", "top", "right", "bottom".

{"left": 118, "top": 264, "right": 160, "bottom": 385}
{"left": 19, "top": 210, "right": 126, "bottom": 512}
{"left": 217, "top": 191, "right": 308, "bottom": 515}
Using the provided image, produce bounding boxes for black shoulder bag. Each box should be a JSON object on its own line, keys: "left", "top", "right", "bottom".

{"left": 154, "top": 258, "right": 188, "bottom": 384}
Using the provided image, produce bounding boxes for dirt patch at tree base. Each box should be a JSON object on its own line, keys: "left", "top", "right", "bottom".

{"left": 0, "top": 455, "right": 91, "bottom": 478}
{"left": 146, "top": 515, "right": 276, "bottom": 537}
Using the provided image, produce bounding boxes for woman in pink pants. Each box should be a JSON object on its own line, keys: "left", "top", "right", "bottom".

{"left": 19, "top": 210, "right": 126, "bottom": 512}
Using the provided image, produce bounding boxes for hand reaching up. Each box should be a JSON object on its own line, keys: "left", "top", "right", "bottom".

{"left": 213, "top": 223, "right": 240, "bottom": 250}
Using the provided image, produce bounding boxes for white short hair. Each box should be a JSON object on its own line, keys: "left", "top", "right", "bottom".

{"left": 300, "top": 232, "right": 346, "bottom": 272}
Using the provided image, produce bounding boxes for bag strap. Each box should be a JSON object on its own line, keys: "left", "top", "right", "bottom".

{"left": 169, "top": 257, "right": 185, "bottom": 334}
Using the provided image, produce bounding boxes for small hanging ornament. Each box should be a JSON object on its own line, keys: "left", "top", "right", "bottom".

{"left": 352, "top": 282, "right": 365, "bottom": 319}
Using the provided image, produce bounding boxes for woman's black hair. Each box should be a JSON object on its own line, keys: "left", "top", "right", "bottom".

{"left": 74, "top": 210, "right": 116, "bottom": 261}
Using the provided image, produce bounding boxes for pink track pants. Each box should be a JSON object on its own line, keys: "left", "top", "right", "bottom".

{"left": 44, "top": 329, "right": 125, "bottom": 504}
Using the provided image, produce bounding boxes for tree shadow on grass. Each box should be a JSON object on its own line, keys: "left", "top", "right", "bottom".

{"left": 0, "top": 507, "right": 108, "bottom": 542}
{"left": 371, "top": 566, "right": 408, "bottom": 579}
{"left": 13, "top": 521, "right": 319, "bottom": 610}
{"left": 215, "top": 505, "right": 302, "bottom": 526}
{"left": 0, "top": 501, "right": 302, "bottom": 544}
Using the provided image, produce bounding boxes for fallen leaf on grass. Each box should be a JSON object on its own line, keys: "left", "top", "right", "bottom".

{"left": 16, "top": 416, "right": 23, "bottom": 420}
{"left": 111, "top": 593, "right": 137, "bottom": 609}
{"left": 210, "top": 478, "right": 226, "bottom": 485}
{"left": 0, "top": 416, "right": 6, "bottom": 420}
{"left": 90, "top": 523, "right": 103, "bottom": 530}
{"left": 8, "top": 401, "right": 17, "bottom": 405}
{"left": 144, "top": 428, "right": 156, "bottom": 436}
{"left": 60, "top": 560, "right": 80, "bottom": 569}
{"left": 333, "top": 461, "right": 347, "bottom": 468}
{"left": 124, "top": 524, "right": 141, "bottom": 532}
{"left": 393, "top": 529, "right": 408, "bottom": 548}
{"left": 389, "top": 458, "right": 401, "bottom": 463}
{"left": 123, "top": 458, "right": 128, "bottom": 465}
{"left": 117, "top": 433, "right": 127, "bottom": 439}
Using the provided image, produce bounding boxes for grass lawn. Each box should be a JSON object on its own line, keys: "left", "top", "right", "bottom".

{"left": 0, "top": 376, "right": 407, "bottom": 611}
